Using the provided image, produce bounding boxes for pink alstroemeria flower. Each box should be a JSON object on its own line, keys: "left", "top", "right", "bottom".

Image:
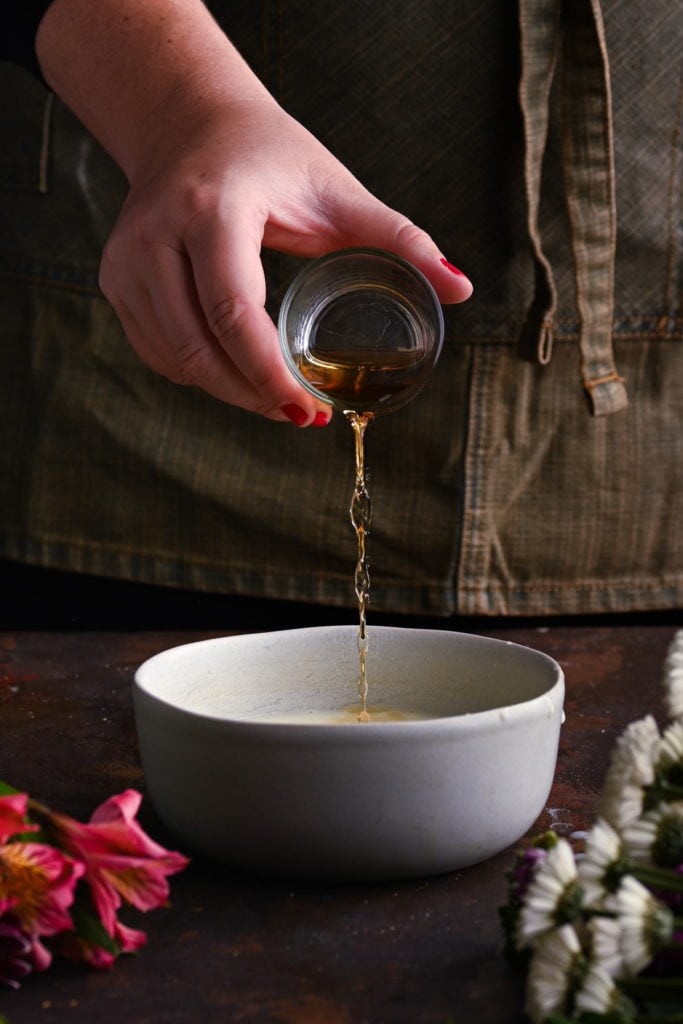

{"left": 54, "top": 915, "right": 147, "bottom": 970}
{"left": 0, "top": 793, "right": 39, "bottom": 843}
{"left": 43, "top": 789, "right": 188, "bottom": 940}
{"left": 0, "top": 840, "right": 84, "bottom": 972}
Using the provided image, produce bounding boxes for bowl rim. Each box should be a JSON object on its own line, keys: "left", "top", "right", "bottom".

{"left": 133, "top": 625, "right": 565, "bottom": 737}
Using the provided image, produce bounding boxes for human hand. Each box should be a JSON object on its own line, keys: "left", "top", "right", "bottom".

{"left": 99, "top": 94, "right": 472, "bottom": 424}
{"left": 38, "top": 0, "right": 472, "bottom": 425}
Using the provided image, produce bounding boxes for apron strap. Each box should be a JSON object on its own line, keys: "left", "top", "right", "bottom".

{"left": 560, "top": 0, "right": 628, "bottom": 414}
{"left": 518, "top": 0, "right": 628, "bottom": 415}
{"left": 517, "top": 0, "right": 561, "bottom": 366}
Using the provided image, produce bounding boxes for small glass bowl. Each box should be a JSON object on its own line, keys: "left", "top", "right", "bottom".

{"left": 278, "top": 248, "right": 444, "bottom": 414}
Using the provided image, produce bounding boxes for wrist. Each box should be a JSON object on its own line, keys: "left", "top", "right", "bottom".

{"left": 35, "top": 0, "right": 270, "bottom": 181}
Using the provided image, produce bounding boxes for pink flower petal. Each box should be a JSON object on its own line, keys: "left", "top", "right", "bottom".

{"left": 113, "top": 919, "right": 147, "bottom": 955}
{"left": 52, "top": 911, "right": 147, "bottom": 969}
{"left": 0, "top": 795, "right": 38, "bottom": 843}
{"left": 52, "top": 929, "right": 117, "bottom": 970}
{"left": 30, "top": 936, "right": 53, "bottom": 973}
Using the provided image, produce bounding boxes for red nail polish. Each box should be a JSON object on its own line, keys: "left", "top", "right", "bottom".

{"left": 312, "top": 411, "right": 330, "bottom": 427}
{"left": 281, "top": 403, "right": 308, "bottom": 426}
{"left": 440, "top": 257, "right": 465, "bottom": 276}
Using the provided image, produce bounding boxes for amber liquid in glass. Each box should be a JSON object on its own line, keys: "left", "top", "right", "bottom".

{"left": 295, "top": 348, "right": 422, "bottom": 413}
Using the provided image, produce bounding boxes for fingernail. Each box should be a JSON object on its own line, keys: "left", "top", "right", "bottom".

{"left": 281, "top": 403, "right": 308, "bottom": 426}
{"left": 440, "top": 257, "right": 465, "bottom": 276}
{"left": 312, "top": 410, "right": 331, "bottom": 427}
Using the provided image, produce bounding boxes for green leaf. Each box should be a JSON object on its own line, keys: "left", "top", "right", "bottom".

{"left": 9, "top": 827, "right": 50, "bottom": 844}
{"left": 70, "top": 902, "right": 121, "bottom": 957}
{"left": 0, "top": 780, "right": 20, "bottom": 796}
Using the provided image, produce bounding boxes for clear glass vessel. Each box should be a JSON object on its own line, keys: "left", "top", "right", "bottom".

{"left": 278, "top": 248, "right": 444, "bottom": 414}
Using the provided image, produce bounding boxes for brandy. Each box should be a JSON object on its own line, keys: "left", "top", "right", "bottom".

{"left": 295, "top": 347, "right": 424, "bottom": 413}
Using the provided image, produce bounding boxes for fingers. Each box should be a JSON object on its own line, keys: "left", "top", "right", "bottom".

{"left": 185, "top": 206, "right": 331, "bottom": 423}
{"left": 101, "top": 222, "right": 331, "bottom": 425}
{"left": 325, "top": 192, "right": 474, "bottom": 305}
{"left": 369, "top": 213, "right": 474, "bottom": 304}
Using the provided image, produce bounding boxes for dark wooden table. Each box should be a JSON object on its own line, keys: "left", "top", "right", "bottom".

{"left": 0, "top": 620, "right": 679, "bottom": 1023}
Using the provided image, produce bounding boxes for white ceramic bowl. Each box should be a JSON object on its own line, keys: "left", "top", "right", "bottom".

{"left": 134, "top": 625, "right": 564, "bottom": 880}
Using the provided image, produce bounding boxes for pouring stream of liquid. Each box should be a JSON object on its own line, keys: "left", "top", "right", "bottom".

{"left": 346, "top": 410, "right": 374, "bottom": 723}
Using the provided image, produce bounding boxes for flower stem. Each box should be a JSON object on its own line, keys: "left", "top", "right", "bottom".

{"left": 632, "top": 864, "right": 683, "bottom": 894}
{"left": 635, "top": 1016, "right": 683, "bottom": 1023}
{"left": 622, "top": 976, "right": 683, "bottom": 1001}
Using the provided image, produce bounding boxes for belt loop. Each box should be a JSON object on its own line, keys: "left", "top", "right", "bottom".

{"left": 560, "top": 0, "right": 628, "bottom": 415}
{"left": 38, "top": 92, "right": 53, "bottom": 195}
{"left": 517, "top": 0, "right": 562, "bottom": 366}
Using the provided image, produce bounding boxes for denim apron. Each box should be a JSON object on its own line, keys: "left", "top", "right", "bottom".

{"left": 0, "top": 0, "right": 680, "bottom": 616}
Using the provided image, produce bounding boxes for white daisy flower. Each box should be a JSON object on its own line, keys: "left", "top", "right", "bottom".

{"left": 586, "top": 914, "right": 624, "bottom": 978}
{"left": 577, "top": 818, "right": 626, "bottom": 907}
{"left": 517, "top": 839, "right": 582, "bottom": 948}
{"left": 600, "top": 780, "right": 647, "bottom": 833}
{"left": 622, "top": 813, "right": 659, "bottom": 864}
{"left": 600, "top": 716, "right": 661, "bottom": 830}
{"left": 658, "top": 719, "right": 683, "bottom": 770}
{"left": 643, "top": 721, "right": 683, "bottom": 811}
{"left": 574, "top": 962, "right": 632, "bottom": 1016}
{"left": 610, "top": 875, "right": 674, "bottom": 976}
{"left": 622, "top": 801, "right": 683, "bottom": 869}
{"left": 525, "top": 924, "right": 584, "bottom": 1024}
{"left": 617, "top": 716, "right": 661, "bottom": 784}
{"left": 663, "top": 630, "right": 683, "bottom": 722}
